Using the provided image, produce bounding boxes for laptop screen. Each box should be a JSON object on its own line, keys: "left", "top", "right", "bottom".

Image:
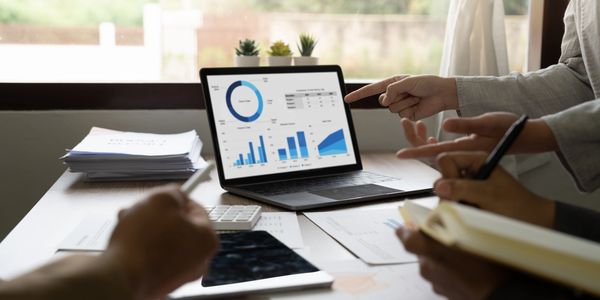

{"left": 205, "top": 70, "right": 358, "bottom": 180}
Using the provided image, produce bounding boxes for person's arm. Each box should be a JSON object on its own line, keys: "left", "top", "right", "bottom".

{"left": 396, "top": 112, "right": 558, "bottom": 159}
{"left": 0, "top": 188, "right": 219, "bottom": 300}
{"left": 541, "top": 99, "right": 600, "bottom": 192}
{"left": 457, "top": 3, "right": 594, "bottom": 118}
{"left": 0, "top": 254, "right": 132, "bottom": 300}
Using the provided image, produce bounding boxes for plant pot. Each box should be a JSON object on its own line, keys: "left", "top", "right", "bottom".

{"left": 235, "top": 56, "right": 260, "bottom": 67}
{"left": 293, "top": 56, "right": 319, "bottom": 66}
{"left": 268, "top": 56, "right": 293, "bottom": 66}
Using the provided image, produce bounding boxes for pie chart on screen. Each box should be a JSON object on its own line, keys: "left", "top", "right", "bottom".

{"left": 225, "top": 80, "right": 263, "bottom": 122}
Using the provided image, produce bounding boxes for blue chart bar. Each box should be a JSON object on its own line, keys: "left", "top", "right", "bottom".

{"left": 297, "top": 131, "right": 309, "bottom": 158}
{"left": 249, "top": 142, "right": 256, "bottom": 164}
{"left": 278, "top": 131, "right": 311, "bottom": 161}
{"left": 278, "top": 149, "right": 287, "bottom": 160}
{"left": 236, "top": 154, "right": 244, "bottom": 166}
{"left": 259, "top": 136, "right": 267, "bottom": 163}
{"left": 287, "top": 137, "right": 298, "bottom": 159}
{"left": 318, "top": 129, "right": 348, "bottom": 156}
{"left": 233, "top": 136, "right": 268, "bottom": 166}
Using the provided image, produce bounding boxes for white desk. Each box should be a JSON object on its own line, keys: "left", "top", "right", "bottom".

{"left": 0, "top": 152, "right": 442, "bottom": 299}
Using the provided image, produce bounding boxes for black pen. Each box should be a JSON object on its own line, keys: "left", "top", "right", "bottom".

{"left": 457, "top": 115, "right": 528, "bottom": 207}
{"left": 473, "top": 114, "right": 529, "bottom": 180}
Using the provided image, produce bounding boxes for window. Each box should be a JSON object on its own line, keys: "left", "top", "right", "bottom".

{"left": 0, "top": 0, "right": 528, "bottom": 82}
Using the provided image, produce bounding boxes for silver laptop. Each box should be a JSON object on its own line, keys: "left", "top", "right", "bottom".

{"left": 200, "top": 65, "right": 432, "bottom": 210}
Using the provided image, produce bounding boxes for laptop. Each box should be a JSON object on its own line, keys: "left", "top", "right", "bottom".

{"left": 200, "top": 65, "right": 432, "bottom": 210}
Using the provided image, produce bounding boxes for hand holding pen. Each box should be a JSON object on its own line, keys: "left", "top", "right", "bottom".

{"left": 432, "top": 115, "right": 556, "bottom": 228}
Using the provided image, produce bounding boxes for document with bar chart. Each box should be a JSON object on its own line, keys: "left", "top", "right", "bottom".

{"left": 206, "top": 72, "right": 357, "bottom": 179}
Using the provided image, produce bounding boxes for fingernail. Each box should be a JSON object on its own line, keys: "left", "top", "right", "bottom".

{"left": 435, "top": 181, "right": 451, "bottom": 198}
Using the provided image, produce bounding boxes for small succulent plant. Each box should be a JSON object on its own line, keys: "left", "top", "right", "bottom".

{"left": 268, "top": 40, "right": 293, "bottom": 56}
{"left": 235, "top": 39, "right": 260, "bottom": 56}
{"left": 297, "top": 33, "right": 317, "bottom": 57}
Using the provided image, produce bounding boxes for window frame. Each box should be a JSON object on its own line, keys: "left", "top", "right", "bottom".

{"left": 1, "top": 1, "right": 558, "bottom": 111}
{"left": 0, "top": 82, "right": 381, "bottom": 110}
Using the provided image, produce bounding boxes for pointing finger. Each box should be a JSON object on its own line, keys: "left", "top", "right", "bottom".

{"left": 344, "top": 75, "right": 406, "bottom": 103}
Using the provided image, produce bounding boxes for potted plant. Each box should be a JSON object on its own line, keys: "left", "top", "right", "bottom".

{"left": 235, "top": 39, "right": 260, "bottom": 67}
{"left": 267, "top": 40, "right": 293, "bottom": 66}
{"left": 294, "top": 33, "right": 318, "bottom": 66}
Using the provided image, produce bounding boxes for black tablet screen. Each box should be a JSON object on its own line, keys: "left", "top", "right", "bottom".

{"left": 201, "top": 231, "right": 319, "bottom": 287}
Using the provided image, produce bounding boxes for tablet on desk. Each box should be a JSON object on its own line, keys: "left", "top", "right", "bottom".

{"left": 170, "top": 231, "right": 333, "bottom": 299}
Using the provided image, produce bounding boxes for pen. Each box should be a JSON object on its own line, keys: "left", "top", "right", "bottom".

{"left": 181, "top": 161, "right": 215, "bottom": 195}
{"left": 456, "top": 115, "right": 528, "bottom": 207}
{"left": 473, "top": 114, "right": 529, "bottom": 180}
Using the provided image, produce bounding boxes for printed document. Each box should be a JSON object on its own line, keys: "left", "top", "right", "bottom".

{"left": 304, "top": 208, "right": 416, "bottom": 265}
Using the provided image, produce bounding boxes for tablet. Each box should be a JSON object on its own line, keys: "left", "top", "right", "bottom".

{"left": 170, "top": 231, "right": 334, "bottom": 299}
{"left": 202, "top": 231, "right": 319, "bottom": 286}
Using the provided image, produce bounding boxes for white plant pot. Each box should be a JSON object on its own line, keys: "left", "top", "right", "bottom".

{"left": 293, "top": 56, "right": 319, "bottom": 66}
{"left": 268, "top": 56, "right": 293, "bottom": 66}
{"left": 235, "top": 56, "right": 260, "bottom": 67}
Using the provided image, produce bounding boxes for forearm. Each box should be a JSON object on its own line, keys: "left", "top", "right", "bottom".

{"left": 0, "top": 254, "right": 133, "bottom": 300}
{"left": 456, "top": 63, "right": 594, "bottom": 118}
{"left": 516, "top": 119, "right": 559, "bottom": 153}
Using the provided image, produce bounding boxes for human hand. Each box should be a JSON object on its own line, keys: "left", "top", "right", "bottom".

{"left": 104, "top": 187, "right": 219, "bottom": 300}
{"left": 344, "top": 75, "right": 458, "bottom": 120}
{"left": 433, "top": 152, "right": 555, "bottom": 228}
{"left": 397, "top": 226, "right": 510, "bottom": 300}
{"left": 401, "top": 117, "right": 439, "bottom": 148}
{"left": 397, "top": 112, "right": 558, "bottom": 159}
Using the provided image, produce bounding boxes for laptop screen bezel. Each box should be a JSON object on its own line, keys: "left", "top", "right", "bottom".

{"left": 200, "top": 65, "right": 363, "bottom": 186}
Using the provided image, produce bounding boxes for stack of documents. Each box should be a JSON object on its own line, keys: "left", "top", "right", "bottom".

{"left": 61, "top": 127, "right": 207, "bottom": 181}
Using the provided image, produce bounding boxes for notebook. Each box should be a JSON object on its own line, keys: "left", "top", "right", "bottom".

{"left": 400, "top": 201, "right": 600, "bottom": 296}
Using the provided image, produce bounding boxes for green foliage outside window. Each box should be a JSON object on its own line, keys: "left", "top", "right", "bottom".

{"left": 0, "top": 0, "right": 529, "bottom": 26}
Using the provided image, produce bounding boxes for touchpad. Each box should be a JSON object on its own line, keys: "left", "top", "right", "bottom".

{"left": 310, "top": 184, "right": 403, "bottom": 200}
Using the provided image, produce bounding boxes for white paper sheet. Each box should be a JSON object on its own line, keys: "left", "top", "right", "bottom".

{"left": 303, "top": 208, "right": 416, "bottom": 265}
{"left": 58, "top": 212, "right": 304, "bottom": 252}
{"left": 69, "top": 127, "right": 198, "bottom": 156}
{"left": 57, "top": 214, "right": 116, "bottom": 251}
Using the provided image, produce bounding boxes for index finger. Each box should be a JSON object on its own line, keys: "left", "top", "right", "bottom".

{"left": 344, "top": 75, "right": 405, "bottom": 103}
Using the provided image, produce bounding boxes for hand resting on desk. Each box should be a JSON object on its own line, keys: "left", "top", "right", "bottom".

{"left": 0, "top": 187, "right": 219, "bottom": 300}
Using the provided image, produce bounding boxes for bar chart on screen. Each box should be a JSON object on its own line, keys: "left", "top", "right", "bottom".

{"left": 233, "top": 135, "right": 268, "bottom": 166}
{"left": 277, "top": 131, "right": 310, "bottom": 161}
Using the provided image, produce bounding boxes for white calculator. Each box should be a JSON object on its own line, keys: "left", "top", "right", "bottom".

{"left": 206, "top": 205, "right": 262, "bottom": 230}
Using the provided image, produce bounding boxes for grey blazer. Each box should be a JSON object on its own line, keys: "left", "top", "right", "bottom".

{"left": 456, "top": 0, "right": 599, "bottom": 119}
{"left": 543, "top": 100, "right": 600, "bottom": 193}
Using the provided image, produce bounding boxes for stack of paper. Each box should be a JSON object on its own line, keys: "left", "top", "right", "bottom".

{"left": 61, "top": 127, "right": 207, "bottom": 181}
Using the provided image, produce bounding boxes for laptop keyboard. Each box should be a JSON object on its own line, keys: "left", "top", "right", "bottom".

{"left": 240, "top": 172, "right": 398, "bottom": 196}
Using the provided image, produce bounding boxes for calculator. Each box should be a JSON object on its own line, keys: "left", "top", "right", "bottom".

{"left": 206, "top": 205, "right": 262, "bottom": 230}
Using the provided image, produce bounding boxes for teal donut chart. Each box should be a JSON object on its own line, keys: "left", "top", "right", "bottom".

{"left": 226, "top": 80, "right": 263, "bottom": 122}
